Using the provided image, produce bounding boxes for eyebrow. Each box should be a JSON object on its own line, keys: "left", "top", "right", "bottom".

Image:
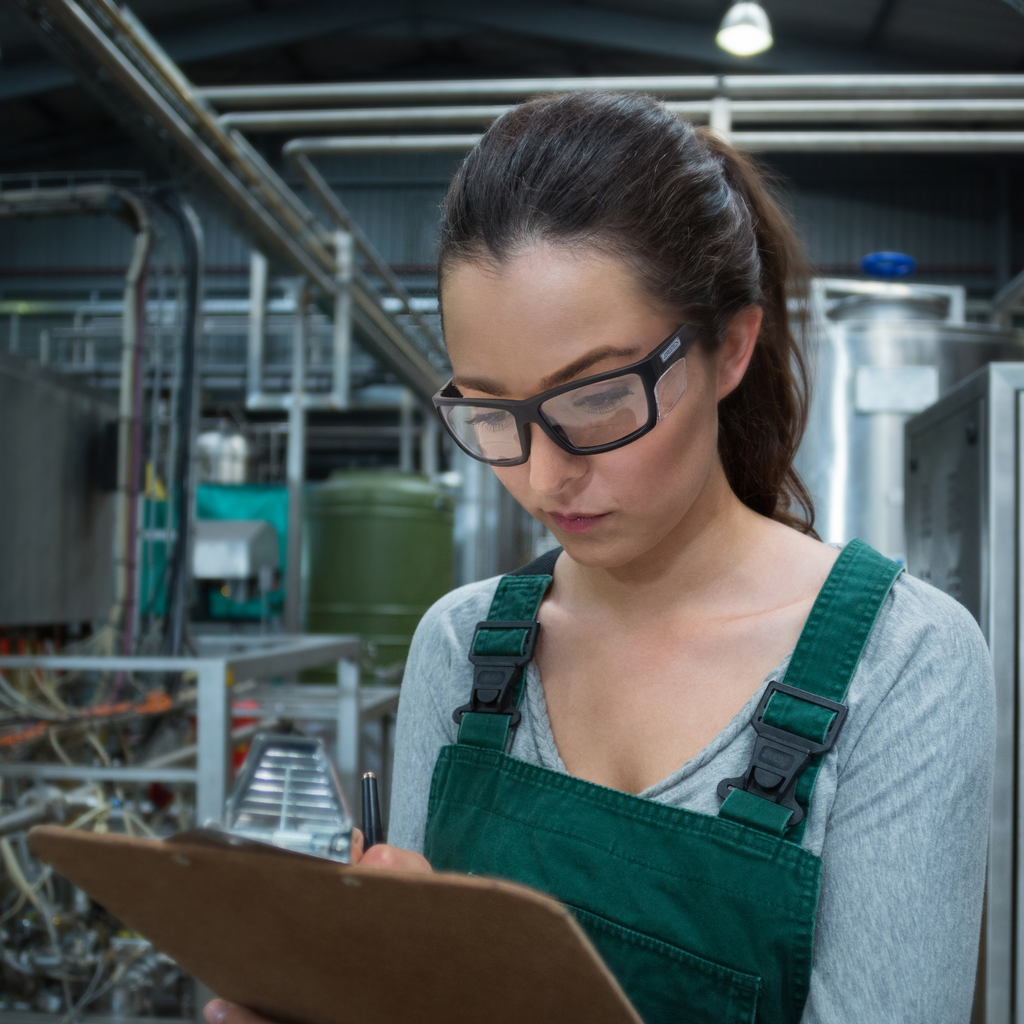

{"left": 452, "top": 345, "right": 641, "bottom": 397}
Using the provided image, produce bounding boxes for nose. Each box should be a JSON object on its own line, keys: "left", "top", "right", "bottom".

{"left": 526, "top": 423, "right": 588, "bottom": 497}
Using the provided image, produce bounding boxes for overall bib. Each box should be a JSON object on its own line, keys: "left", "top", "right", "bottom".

{"left": 423, "top": 540, "right": 901, "bottom": 1024}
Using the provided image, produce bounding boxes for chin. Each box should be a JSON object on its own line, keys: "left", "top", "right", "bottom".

{"left": 551, "top": 528, "right": 653, "bottom": 571}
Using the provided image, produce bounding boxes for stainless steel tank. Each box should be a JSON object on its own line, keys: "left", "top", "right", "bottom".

{"left": 795, "top": 279, "right": 1024, "bottom": 562}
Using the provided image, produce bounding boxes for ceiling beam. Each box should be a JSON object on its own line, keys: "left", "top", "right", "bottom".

{"left": 0, "top": 0, "right": 937, "bottom": 105}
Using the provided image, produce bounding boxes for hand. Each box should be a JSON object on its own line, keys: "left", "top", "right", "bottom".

{"left": 348, "top": 828, "right": 433, "bottom": 873}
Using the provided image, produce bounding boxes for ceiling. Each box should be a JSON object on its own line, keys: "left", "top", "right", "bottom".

{"left": 1, "top": 0, "right": 1024, "bottom": 168}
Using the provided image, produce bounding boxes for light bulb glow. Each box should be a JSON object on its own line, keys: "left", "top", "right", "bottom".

{"left": 716, "top": 2, "right": 774, "bottom": 56}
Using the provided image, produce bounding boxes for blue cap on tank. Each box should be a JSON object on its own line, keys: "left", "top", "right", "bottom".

{"left": 860, "top": 251, "right": 916, "bottom": 279}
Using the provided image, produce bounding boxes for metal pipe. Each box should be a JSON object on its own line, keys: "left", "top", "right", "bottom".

{"left": 27, "top": 0, "right": 337, "bottom": 293}
{"left": 350, "top": 282, "right": 445, "bottom": 403}
{"left": 287, "top": 135, "right": 481, "bottom": 155}
{"left": 734, "top": 131, "right": 1024, "bottom": 152}
{"left": 225, "top": 97, "right": 1024, "bottom": 134}
{"left": 284, "top": 131, "right": 1024, "bottom": 155}
{"left": 286, "top": 151, "right": 446, "bottom": 360}
{"left": 991, "top": 266, "right": 1024, "bottom": 326}
{"left": 201, "top": 74, "right": 1024, "bottom": 109}
{"left": 284, "top": 281, "right": 307, "bottom": 635}
{"left": 420, "top": 415, "right": 439, "bottom": 479}
{"left": 331, "top": 231, "right": 353, "bottom": 410}
{"left": 158, "top": 195, "right": 204, "bottom": 660}
{"left": 399, "top": 389, "right": 414, "bottom": 473}
{"left": 117, "top": 214, "right": 152, "bottom": 654}
{"left": 144, "top": 718, "right": 280, "bottom": 769}
{"left": 116, "top": 4, "right": 335, "bottom": 273}
{"left": 0, "top": 789, "right": 95, "bottom": 838}
{"left": 247, "top": 251, "right": 268, "bottom": 406}
{"left": 223, "top": 104, "right": 518, "bottom": 132}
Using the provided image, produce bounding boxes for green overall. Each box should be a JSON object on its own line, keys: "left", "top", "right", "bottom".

{"left": 423, "top": 540, "right": 901, "bottom": 1024}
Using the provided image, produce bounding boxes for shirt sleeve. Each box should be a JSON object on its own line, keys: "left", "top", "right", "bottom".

{"left": 801, "top": 595, "right": 995, "bottom": 1024}
{"left": 386, "top": 580, "right": 496, "bottom": 853}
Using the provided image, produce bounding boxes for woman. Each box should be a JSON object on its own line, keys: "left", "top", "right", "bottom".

{"left": 209, "top": 93, "right": 994, "bottom": 1023}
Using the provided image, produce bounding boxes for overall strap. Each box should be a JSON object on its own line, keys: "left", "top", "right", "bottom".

{"left": 453, "top": 548, "right": 562, "bottom": 752}
{"left": 718, "top": 539, "right": 903, "bottom": 840}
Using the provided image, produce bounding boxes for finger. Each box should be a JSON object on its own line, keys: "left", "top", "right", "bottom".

{"left": 205, "top": 1000, "right": 281, "bottom": 1024}
{"left": 350, "top": 828, "right": 365, "bottom": 863}
{"left": 360, "top": 844, "right": 433, "bottom": 874}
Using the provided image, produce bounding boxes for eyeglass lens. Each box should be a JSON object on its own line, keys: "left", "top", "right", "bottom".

{"left": 442, "top": 404, "right": 522, "bottom": 462}
{"left": 442, "top": 371, "right": 651, "bottom": 462}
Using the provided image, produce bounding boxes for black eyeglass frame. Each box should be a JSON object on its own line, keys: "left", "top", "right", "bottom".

{"left": 432, "top": 324, "right": 697, "bottom": 466}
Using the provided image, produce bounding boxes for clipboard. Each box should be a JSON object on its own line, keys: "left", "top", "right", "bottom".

{"left": 27, "top": 825, "right": 641, "bottom": 1024}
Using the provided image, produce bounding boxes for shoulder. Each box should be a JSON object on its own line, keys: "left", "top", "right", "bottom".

{"left": 408, "top": 575, "right": 503, "bottom": 660}
{"left": 842, "top": 569, "right": 994, "bottom": 765}
{"left": 868, "top": 570, "right": 990, "bottom": 680}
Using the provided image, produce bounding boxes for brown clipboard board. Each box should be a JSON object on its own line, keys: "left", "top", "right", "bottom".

{"left": 27, "top": 825, "right": 641, "bottom": 1024}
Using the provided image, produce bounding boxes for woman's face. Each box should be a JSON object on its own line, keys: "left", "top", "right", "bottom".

{"left": 441, "top": 244, "right": 756, "bottom": 568}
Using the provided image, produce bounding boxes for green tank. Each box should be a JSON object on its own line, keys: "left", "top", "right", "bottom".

{"left": 304, "top": 471, "right": 455, "bottom": 681}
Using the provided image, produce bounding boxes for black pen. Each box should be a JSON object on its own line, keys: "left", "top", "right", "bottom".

{"left": 361, "top": 771, "right": 383, "bottom": 850}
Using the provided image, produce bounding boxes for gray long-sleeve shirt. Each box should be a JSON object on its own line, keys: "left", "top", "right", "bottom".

{"left": 388, "top": 568, "right": 995, "bottom": 1023}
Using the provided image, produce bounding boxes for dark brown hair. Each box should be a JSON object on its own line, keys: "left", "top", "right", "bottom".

{"left": 438, "top": 91, "right": 815, "bottom": 534}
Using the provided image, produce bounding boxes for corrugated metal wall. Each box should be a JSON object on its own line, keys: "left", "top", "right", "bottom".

{"left": 769, "top": 154, "right": 1020, "bottom": 288}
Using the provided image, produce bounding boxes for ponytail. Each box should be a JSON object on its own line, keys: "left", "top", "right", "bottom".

{"left": 697, "top": 129, "right": 815, "bottom": 533}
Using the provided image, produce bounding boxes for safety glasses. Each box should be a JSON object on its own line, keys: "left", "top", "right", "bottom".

{"left": 433, "top": 325, "right": 695, "bottom": 466}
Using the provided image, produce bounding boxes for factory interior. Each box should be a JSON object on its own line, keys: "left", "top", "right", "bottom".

{"left": 0, "top": 0, "right": 1023, "bottom": 1021}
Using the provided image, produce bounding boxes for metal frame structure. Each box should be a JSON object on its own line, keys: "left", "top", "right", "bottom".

{"left": 0, "top": 635, "right": 397, "bottom": 821}
{"left": 0, "top": 635, "right": 396, "bottom": 1024}
{"left": 904, "top": 364, "right": 1024, "bottom": 1024}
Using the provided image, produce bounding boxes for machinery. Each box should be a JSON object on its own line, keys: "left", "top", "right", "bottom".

{"left": 904, "top": 364, "right": 1024, "bottom": 1024}
{"left": 0, "top": 352, "right": 116, "bottom": 629}
{"left": 795, "top": 279, "right": 1024, "bottom": 562}
{"left": 305, "top": 471, "right": 455, "bottom": 679}
{"left": 192, "top": 520, "right": 280, "bottom": 621}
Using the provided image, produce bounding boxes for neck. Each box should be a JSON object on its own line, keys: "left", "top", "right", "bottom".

{"left": 559, "top": 463, "right": 768, "bottom": 619}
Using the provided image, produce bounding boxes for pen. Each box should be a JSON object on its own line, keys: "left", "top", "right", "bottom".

{"left": 361, "top": 771, "right": 383, "bottom": 850}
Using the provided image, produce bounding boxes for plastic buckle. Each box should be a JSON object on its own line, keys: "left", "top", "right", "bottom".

{"left": 452, "top": 620, "right": 540, "bottom": 726}
{"left": 716, "top": 681, "right": 849, "bottom": 828}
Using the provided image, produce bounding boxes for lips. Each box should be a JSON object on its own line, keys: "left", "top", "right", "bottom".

{"left": 548, "top": 511, "right": 610, "bottom": 534}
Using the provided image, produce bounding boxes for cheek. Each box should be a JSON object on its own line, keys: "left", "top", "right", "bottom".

{"left": 614, "top": 354, "right": 720, "bottom": 484}
{"left": 608, "top": 388, "right": 719, "bottom": 504}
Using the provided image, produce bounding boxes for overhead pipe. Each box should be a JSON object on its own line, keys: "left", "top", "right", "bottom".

{"left": 225, "top": 97, "right": 1024, "bottom": 134}
{"left": 15, "top": 0, "right": 336, "bottom": 292}
{"left": 734, "top": 131, "right": 1024, "bottom": 152}
{"left": 283, "top": 131, "right": 1024, "bottom": 155}
{"left": 202, "top": 74, "right": 1024, "bottom": 109}
{"left": 284, "top": 148, "right": 445, "bottom": 363}
{"left": 12, "top": 0, "right": 447, "bottom": 405}
{"left": 285, "top": 135, "right": 483, "bottom": 156}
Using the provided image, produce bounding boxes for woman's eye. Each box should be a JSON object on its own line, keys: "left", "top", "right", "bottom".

{"left": 573, "top": 385, "right": 633, "bottom": 412}
{"left": 467, "top": 411, "right": 511, "bottom": 432}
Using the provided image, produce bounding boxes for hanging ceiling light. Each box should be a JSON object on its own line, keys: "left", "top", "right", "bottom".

{"left": 716, "top": 1, "right": 774, "bottom": 56}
